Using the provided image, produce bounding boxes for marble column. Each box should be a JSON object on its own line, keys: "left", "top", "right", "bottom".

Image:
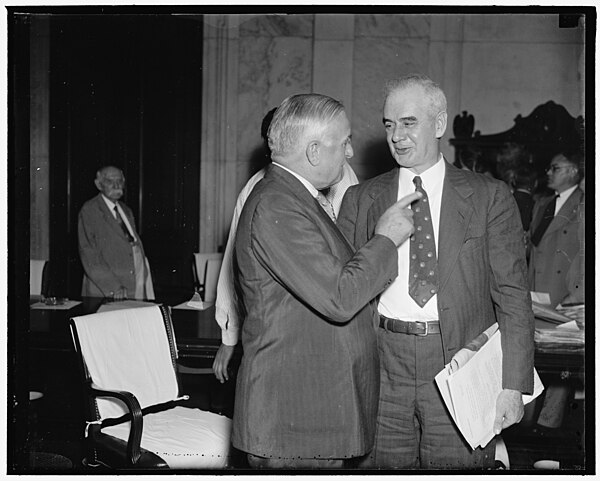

{"left": 313, "top": 14, "right": 355, "bottom": 118}
{"left": 200, "top": 15, "right": 240, "bottom": 252}
{"left": 428, "top": 14, "right": 465, "bottom": 165}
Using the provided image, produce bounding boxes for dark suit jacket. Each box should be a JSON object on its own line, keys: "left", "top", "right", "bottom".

{"left": 338, "top": 161, "right": 535, "bottom": 394}
{"left": 232, "top": 165, "right": 398, "bottom": 459}
{"left": 528, "top": 188, "right": 584, "bottom": 307}
{"left": 78, "top": 193, "right": 147, "bottom": 297}
{"left": 513, "top": 189, "right": 534, "bottom": 231}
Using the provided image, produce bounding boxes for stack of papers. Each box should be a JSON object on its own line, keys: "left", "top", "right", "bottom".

{"left": 435, "top": 323, "right": 544, "bottom": 450}
{"left": 535, "top": 327, "right": 584, "bottom": 353}
{"left": 531, "top": 301, "right": 573, "bottom": 324}
{"left": 556, "top": 304, "right": 585, "bottom": 325}
{"left": 534, "top": 302, "right": 584, "bottom": 353}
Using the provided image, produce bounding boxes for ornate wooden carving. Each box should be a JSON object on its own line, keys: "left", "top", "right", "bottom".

{"left": 450, "top": 101, "right": 584, "bottom": 191}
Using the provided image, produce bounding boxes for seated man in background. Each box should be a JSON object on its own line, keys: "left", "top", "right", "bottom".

{"left": 528, "top": 150, "right": 584, "bottom": 308}
{"left": 212, "top": 107, "right": 359, "bottom": 383}
{"left": 78, "top": 166, "right": 154, "bottom": 300}
{"left": 232, "top": 93, "right": 420, "bottom": 468}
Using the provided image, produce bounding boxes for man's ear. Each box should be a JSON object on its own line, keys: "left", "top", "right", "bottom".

{"left": 94, "top": 178, "right": 103, "bottom": 191}
{"left": 306, "top": 141, "right": 320, "bottom": 166}
{"left": 435, "top": 111, "right": 448, "bottom": 139}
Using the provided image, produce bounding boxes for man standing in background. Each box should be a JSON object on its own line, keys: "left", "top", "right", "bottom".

{"left": 78, "top": 166, "right": 154, "bottom": 300}
{"left": 528, "top": 150, "right": 584, "bottom": 307}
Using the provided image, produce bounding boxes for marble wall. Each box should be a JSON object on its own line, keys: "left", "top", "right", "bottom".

{"left": 29, "top": 13, "right": 586, "bottom": 256}
{"left": 228, "top": 13, "right": 584, "bottom": 184}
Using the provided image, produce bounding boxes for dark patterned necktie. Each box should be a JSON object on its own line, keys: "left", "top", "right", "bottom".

{"left": 114, "top": 205, "right": 135, "bottom": 243}
{"left": 409, "top": 176, "right": 438, "bottom": 307}
{"left": 530, "top": 195, "right": 557, "bottom": 246}
{"left": 317, "top": 191, "right": 336, "bottom": 222}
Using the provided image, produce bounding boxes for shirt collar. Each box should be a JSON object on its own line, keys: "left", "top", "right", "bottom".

{"left": 399, "top": 154, "right": 445, "bottom": 193}
{"left": 272, "top": 161, "right": 319, "bottom": 198}
{"left": 101, "top": 194, "right": 118, "bottom": 211}
{"left": 555, "top": 184, "right": 577, "bottom": 200}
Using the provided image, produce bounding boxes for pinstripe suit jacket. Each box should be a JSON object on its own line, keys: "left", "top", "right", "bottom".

{"left": 78, "top": 194, "right": 147, "bottom": 298}
{"left": 338, "top": 161, "right": 535, "bottom": 394}
{"left": 232, "top": 165, "right": 398, "bottom": 459}
{"left": 528, "top": 188, "right": 584, "bottom": 307}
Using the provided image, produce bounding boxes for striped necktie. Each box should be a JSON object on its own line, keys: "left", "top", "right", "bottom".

{"left": 114, "top": 205, "right": 135, "bottom": 243}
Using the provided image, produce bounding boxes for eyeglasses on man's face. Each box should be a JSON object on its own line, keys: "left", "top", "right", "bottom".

{"left": 547, "top": 165, "right": 571, "bottom": 173}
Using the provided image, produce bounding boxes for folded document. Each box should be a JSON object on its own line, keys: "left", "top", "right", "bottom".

{"left": 435, "top": 323, "right": 544, "bottom": 450}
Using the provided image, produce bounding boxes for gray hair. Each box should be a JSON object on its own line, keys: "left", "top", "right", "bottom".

{"left": 384, "top": 74, "right": 447, "bottom": 119}
{"left": 267, "top": 94, "right": 346, "bottom": 159}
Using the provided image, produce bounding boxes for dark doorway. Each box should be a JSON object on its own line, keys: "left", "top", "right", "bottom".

{"left": 49, "top": 14, "right": 202, "bottom": 300}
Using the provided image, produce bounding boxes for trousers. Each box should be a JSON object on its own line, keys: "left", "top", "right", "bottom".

{"left": 367, "top": 326, "right": 495, "bottom": 470}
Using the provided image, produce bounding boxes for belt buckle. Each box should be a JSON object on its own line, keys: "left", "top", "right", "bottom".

{"left": 415, "top": 321, "right": 428, "bottom": 336}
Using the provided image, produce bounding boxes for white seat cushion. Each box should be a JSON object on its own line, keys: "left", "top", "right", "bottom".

{"left": 102, "top": 406, "right": 232, "bottom": 469}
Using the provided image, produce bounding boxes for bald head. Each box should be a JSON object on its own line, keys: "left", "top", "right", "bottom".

{"left": 95, "top": 166, "right": 125, "bottom": 202}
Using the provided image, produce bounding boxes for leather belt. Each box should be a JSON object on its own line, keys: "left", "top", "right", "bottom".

{"left": 379, "top": 315, "right": 440, "bottom": 336}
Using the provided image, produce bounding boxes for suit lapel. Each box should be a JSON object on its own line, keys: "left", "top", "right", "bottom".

{"left": 530, "top": 195, "right": 552, "bottom": 233}
{"left": 437, "top": 164, "right": 474, "bottom": 292}
{"left": 545, "top": 188, "right": 583, "bottom": 236}
{"left": 95, "top": 194, "right": 128, "bottom": 240}
{"left": 367, "top": 168, "right": 399, "bottom": 237}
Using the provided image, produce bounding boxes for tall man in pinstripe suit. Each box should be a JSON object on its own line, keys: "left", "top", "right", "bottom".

{"left": 232, "top": 93, "right": 421, "bottom": 468}
{"left": 338, "top": 74, "right": 535, "bottom": 469}
{"left": 212, "top": 109, "right": 359, "bottom": 384}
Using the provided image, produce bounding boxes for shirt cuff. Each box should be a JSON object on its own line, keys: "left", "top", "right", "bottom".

{"left": 221, "top": 327, "right": 239, "bottom": 346}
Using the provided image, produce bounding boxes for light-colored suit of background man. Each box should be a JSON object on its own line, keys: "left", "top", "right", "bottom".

{"left": 232, "top": 93, "right": 421, "bottom": 469}
{"left": 337, "top": 74, "right": 535, "bottom": 469}
{"left": 78, "top": 166, "right": 154, "bottom": 300}
{"left": 528, "top": 150, "right": 584, "bottom": 308}
{"left": 212, "top": 107, "right": 358, "bottom": 383}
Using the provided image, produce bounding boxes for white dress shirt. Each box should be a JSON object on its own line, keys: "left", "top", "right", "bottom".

{"left": 214, "top": 162, "right": 358, "bottom": 345}
{"left": 554, "top": 184, "right": 578, "bottom": 215}
{"left": 378, "top": 156, "right": 445, "bottom": 322}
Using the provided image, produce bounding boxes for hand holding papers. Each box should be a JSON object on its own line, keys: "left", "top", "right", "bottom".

{"left": 435, "top": 323, "right": 544, "bottom": 450}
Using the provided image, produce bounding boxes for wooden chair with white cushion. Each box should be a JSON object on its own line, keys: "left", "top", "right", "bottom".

{"left": 70, "top": 305, "right": 232, "bottom": 469}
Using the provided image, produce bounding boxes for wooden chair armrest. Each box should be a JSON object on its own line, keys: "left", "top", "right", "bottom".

{"left": 89, "top": 383, "right": 143, "bottom": 466}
